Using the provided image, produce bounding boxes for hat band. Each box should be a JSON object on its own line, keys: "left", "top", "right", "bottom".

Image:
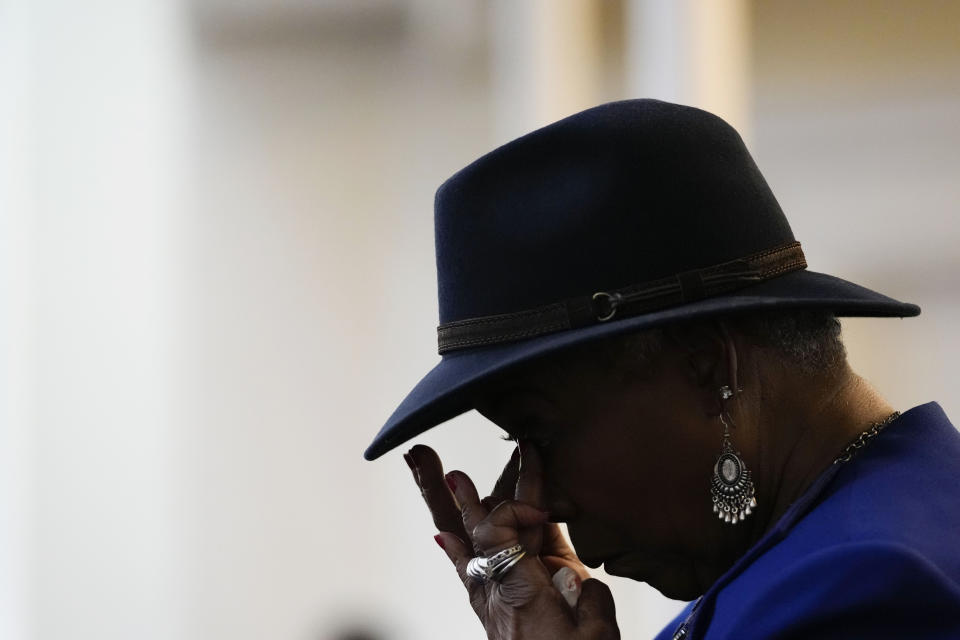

{"left": 437, "top": 241, "right": 806, "bottom": 355}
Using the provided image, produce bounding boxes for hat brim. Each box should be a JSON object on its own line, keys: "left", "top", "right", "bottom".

{"left": 363, "top": 270, "right": 920, "bottom": 460}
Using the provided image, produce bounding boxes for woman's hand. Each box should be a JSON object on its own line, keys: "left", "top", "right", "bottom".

{"left": 479, "top": 445, "right": 590, "bottom": 586}
{"left": 404, "top": 442, "right": 620, "bottom": 639}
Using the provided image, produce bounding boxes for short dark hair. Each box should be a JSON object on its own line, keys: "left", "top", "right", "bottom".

{"left": 727, "top": 309, "right": 847, "bottom": 375}
{"left": 561, "top": 309, "right": 847, "bottom": 380}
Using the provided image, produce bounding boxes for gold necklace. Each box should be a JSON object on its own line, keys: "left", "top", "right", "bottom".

{"left": 832, "top": 410, "right": 902, "bottom": 465}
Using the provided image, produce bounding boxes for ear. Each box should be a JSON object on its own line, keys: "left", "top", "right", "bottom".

{"left": 664, "top": 318, "right": 739, "bottom": 417}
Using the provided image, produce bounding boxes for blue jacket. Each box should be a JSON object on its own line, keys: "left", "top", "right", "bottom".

{"left": 654, "top": 401, "right": 960, "bottom": 640}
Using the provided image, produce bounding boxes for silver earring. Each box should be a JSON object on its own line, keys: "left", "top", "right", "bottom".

{"left": 711, "top": 402, "right": 757, "bottom": 525}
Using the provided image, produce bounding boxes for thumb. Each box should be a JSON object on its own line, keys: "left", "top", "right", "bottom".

{"left": 576, "top": 578, "right": 619, "bottom": 636}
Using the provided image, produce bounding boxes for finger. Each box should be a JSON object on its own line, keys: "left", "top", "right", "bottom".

{"left": 407, "top": 445, "right": 470, "bottom": 542}
{"left": 471, "top": 499, "right": 549, "bottom": 555}
{"left": 575, "top": 578, "right": 618, "bottom": 632}
{"left": 473, "top": 500, "right": 556, "bottom": 601}
{"left": 516, "top": 441, "right": 545, "bottom": 508}
{"left": 480, "top": 445, "right": 520, "bottom": 513}
{"left": 551, "top": 567, "right": 583, "bottom": 608}
{"left": 433, "top": 532, "right": 484, "bottom": 604}
{"left": 445, "top": 470, "right": 489, "bottom": 549}
{"left": 480, "top": 495, "right": 501, "bottom": 512}
{"left": 540, "top": 523, "right": 592, "bottom": 582}
{"left": 491, "top": 445, "right": 521, "bottom": 502}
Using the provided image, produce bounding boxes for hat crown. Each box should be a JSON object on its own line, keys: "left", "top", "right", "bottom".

{"left": 434, "top": 99, "right": 795, "bottom": 326}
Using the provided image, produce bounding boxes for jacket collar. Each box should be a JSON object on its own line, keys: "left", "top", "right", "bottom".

{"left": 678, "top": 401, "right": 948, "bottom": 639}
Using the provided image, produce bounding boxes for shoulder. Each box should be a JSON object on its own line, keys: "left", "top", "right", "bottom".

{"left": 774, "top": 401, "right": 960, "bottom": 573}
{"left": 701, "top": 402, "right": 960, "bottom": 639}
{"left": 706, "top": 541, "right": 960, "bottom": 639}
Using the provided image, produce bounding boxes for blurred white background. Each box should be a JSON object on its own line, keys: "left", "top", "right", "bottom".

{"left": 2, "top": 1, "right": 958, "bottom": 639}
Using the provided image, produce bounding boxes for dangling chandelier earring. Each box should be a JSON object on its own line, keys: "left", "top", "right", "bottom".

{"left": 711, "top": 385, "right": 757, "bottom": 525}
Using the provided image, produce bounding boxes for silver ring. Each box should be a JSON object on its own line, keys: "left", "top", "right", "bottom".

{"left": 465, "top": 544, "right": 527, "bottom": 583}
{"left": 489, "top": 550, "right": 526, "bottom": 580}
{"left": 466, "top": 556, "right": 488, "bottom": 582}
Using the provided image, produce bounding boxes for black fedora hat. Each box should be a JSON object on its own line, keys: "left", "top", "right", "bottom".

{"left": 363, "top": 98, "right": 919, "bottom": 461}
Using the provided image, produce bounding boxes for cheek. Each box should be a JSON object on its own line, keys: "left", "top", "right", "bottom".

{"left": 555, "top": 407, "right": 703, "bottom": 535}
{"left": 584, "top": 404, "right": 682, "bottom": 480}
{"left": 545, "top": 419, "right": 649, "bottom": 515}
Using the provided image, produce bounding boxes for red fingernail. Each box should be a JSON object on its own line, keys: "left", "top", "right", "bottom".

{"left": 445, "top": 473, "right": 457, "bottom": 493}
{"left": 434, "top": 534, "right": 446, "bottom": 550}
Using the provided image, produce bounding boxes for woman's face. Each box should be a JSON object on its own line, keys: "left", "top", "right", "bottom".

{"left": 474, "top": 340, "right": 740, "bottom": 599}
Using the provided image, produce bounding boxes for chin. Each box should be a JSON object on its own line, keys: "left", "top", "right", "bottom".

{"left": 603, "top": 554, "right": 706, "bottom": 601}
{"left": 648, "top": 578, "right": 706, "bottom": 601}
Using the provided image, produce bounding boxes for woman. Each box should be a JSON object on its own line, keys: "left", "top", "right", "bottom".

{"left": 364, "top": 99, "right": 960, "bottom": 638}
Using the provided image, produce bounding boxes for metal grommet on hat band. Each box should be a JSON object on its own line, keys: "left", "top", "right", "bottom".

{"left": 436, "top": 241, "right": 806, "bottom": 355}
{"left": 591, "top": 291, "right": 623, "bottom": 322}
